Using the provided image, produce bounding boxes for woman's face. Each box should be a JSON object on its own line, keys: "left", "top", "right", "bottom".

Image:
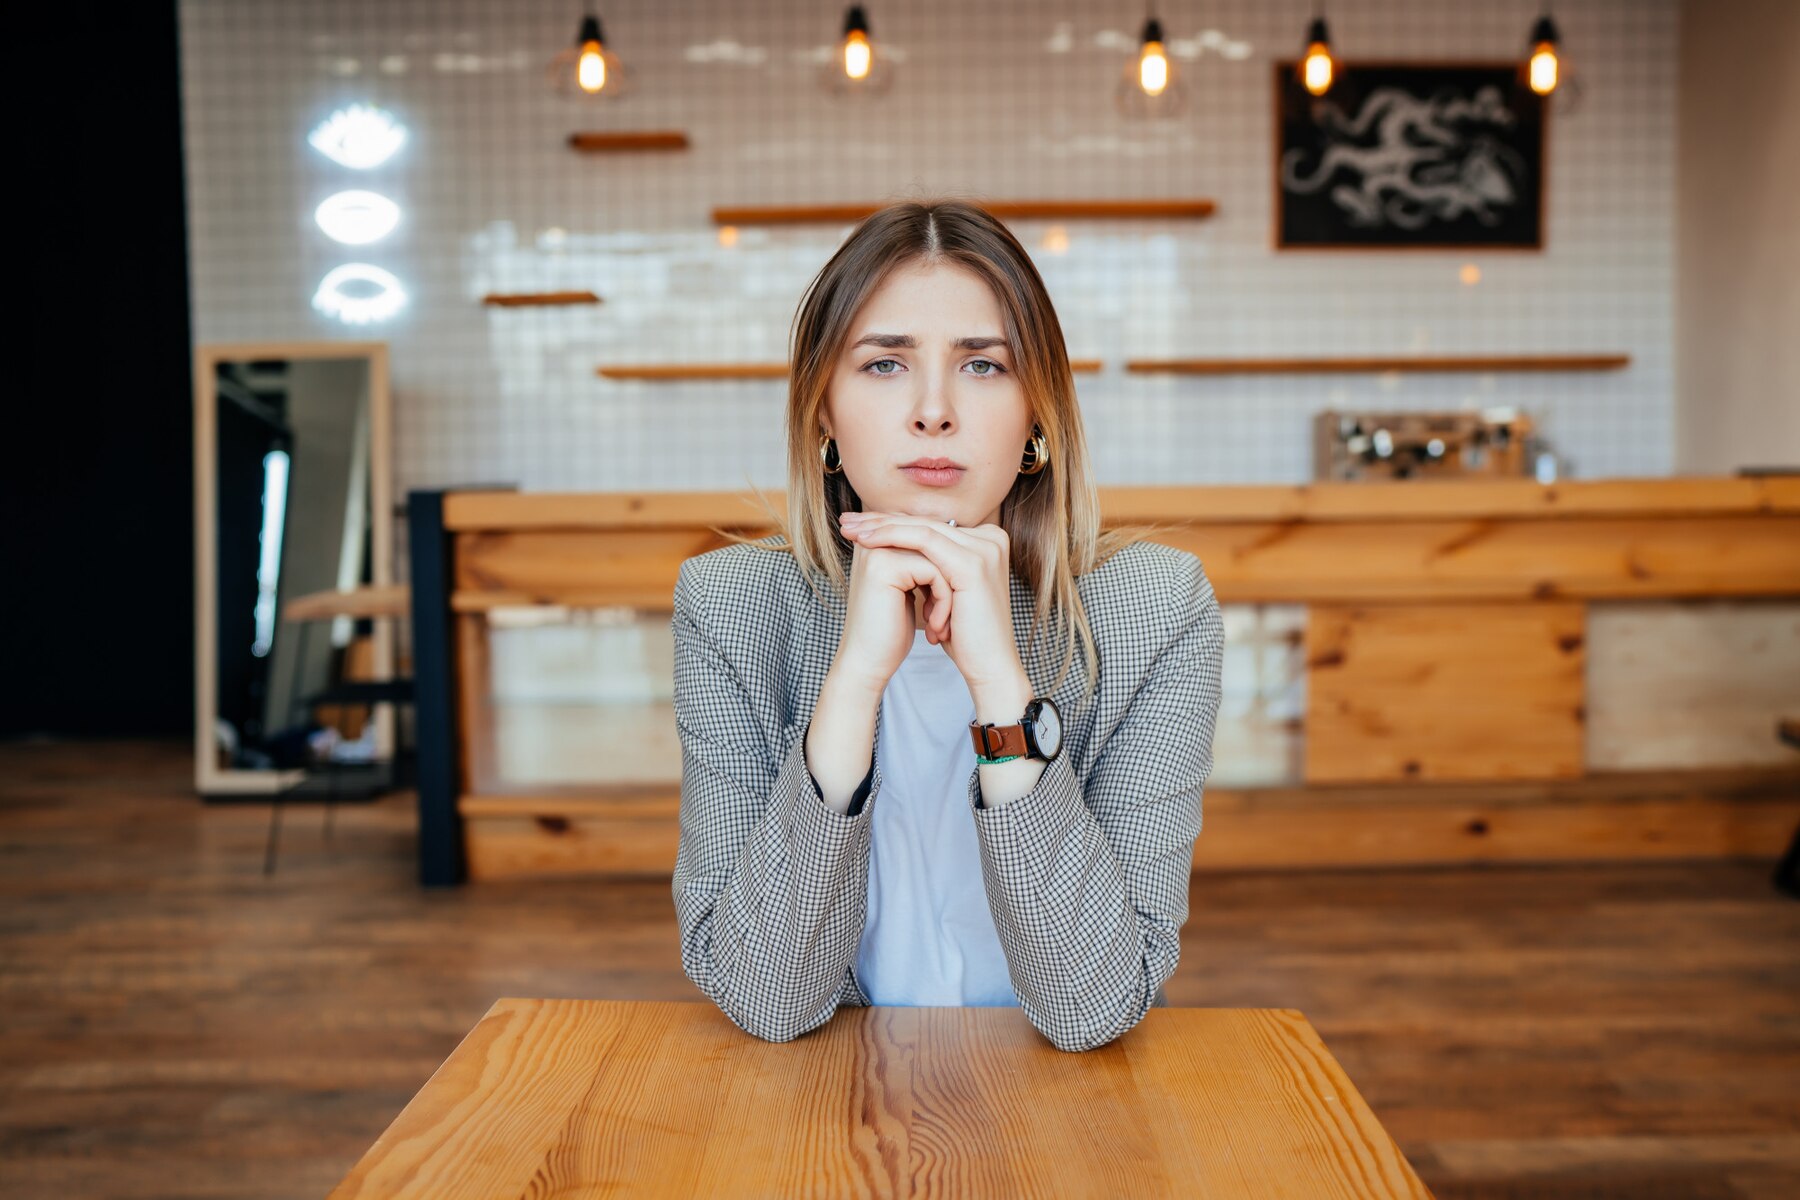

{"left": 823, "top": 260, "right": 1033, "bottom": 529}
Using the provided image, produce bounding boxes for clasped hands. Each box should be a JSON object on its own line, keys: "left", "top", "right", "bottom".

{"left": 837, "top": 509, "right": 1029, "bottom": 701}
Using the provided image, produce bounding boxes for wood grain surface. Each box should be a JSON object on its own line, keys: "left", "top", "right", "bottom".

{"left": 437, "top": 476, "right": 1800, "bottom": 531}
{"left": 7, "top": 740, "right": 1797, "bottom": 1198}
{"left": 1305, "top": 601, "right": 1587, "bottom": 784}
{"left": 1124, "top": 354, "right": 1631, "bottom": 374}
{"left": 480, "top": 290, "right": 602, "bottom": 307}
{"left": 456, "top": 767, "right": 1800, "bottom": 881}
{"left": 329, "top": 999, "right": 1431, "bottom": 1199}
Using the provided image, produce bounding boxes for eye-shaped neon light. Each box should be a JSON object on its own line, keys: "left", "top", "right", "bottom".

{"left": 315, "top": 190, "right": 401, "bottom": 245}
{"left": 308, "top": 104, "right": 408, "bottom": 169}
{"left": 311, "top": 264, "right": 407, "bottom": 324}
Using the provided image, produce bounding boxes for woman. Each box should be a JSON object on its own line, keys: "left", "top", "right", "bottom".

{"left": 670, "top": 200, "right": 1224, "bottom": 1053}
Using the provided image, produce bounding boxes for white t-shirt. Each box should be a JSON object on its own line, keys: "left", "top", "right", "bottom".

{"left": 854, "top": 628, "right": 1016, "bottom": 1007}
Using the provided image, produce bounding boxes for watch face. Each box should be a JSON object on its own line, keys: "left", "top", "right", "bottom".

{"left": 1027, "top": 698, "right": 1062, "bottom": 759}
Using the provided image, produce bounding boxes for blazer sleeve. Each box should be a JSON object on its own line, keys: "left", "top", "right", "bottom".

{"left": 964, "top": 551, "right": 1224, "bottom": 1052}
{"left": 669, "top": 555, "right": 880, "bottom": 1043}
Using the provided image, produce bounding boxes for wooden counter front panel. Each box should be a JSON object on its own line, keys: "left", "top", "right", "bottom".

{"left": 451, "top": 529, "right": 720, "bottom": 612}
{"left": 459, "top": 768, "right": 1800, "bottom": 880}
{"left": 433, "top": 479, "right": 1796, "bottom": 879}
{"left": 1306, "top": 602, "right": 1586, "bottom": 784}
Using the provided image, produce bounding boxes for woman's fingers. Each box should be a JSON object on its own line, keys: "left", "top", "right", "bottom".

{"left": 928, "top": 586, "right": 952, "bottom": 644}
{"left": 843, "top": 511, "right": 1003, "bottom": 556}
{"left": 845, "top": 513, "right": 1009, "bottom": 646}
{"left": 913, "top": 583, "right": 951, "bottom": 645}
{"left": 924, "top": 566, "right": 953, "bottom": 644}
{"left": 881, "top": 551, "right": 952, "bottom": 645}
{"left": 846, "top": 511, "right": 1011, "bottom": 647}
{"left": 909, "top": 559, "right": 954, "bottom": 646}
{"left": 842, "top": 520, "right": 987, "bottom": 586}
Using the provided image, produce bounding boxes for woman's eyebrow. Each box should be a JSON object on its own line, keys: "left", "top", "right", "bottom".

{"left": 849, "top": 332, "right": 1011, "bottom": 351}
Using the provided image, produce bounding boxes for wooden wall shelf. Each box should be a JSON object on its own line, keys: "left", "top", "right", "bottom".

{"left": 597, "top": 359, "right": 1103, "bottom": 381}
{"left": 482, "top": 291, "right": 601, "bottom": 308}
{"left": 711, "top": 199, "right": 1217, "bottom": 225}
{"left": 567, "top": 131, "right": 689, "bottom": 152}
{"left": 1127, "top": 354, "right": 1632, "bottom": 375}
{"left": 599, "top": 362, "right": 786, "bottom": 381}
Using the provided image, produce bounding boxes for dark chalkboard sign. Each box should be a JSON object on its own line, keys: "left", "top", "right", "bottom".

{"left": 1274, "top": 62, "right": 1546, "bottom": 249}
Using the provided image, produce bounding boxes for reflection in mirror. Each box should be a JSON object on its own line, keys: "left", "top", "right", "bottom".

{"left": 216, "top": 356, "right": 370, "bottom": 765}
{"left": 195, "top": 342, "right": 392, "bottom": 796}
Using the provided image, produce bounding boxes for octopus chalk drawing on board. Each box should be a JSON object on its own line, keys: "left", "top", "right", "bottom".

{"left": 1275, "top": 62, "right": 1546, "bottom": 249}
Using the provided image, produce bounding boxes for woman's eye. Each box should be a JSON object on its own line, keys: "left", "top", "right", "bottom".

{"left": 861, "top": 358, "right": 1006, "bottom": 377}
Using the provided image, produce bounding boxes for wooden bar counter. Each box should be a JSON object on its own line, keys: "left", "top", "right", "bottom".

{"left": 405, "top": 476, "right": 1800, "bottom": 886}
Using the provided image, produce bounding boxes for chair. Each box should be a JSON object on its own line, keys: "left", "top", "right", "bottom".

{"left": 265, "top": 584, "right": 415, "bottom": 876}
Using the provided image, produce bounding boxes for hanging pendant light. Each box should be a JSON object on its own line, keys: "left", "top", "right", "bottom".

{"left": 1521, "top": 5, "right": 1583, "bottom": 115}
{"left": 1299, "top": 4, "right": 1335, "bottom": 97}
{"left": 1115, "top": 4, "right": 1187, "bottom": 118}
{"left": 842, "top": 5, "right": 872, "bottom": 81}
{"left": 1525, "top": 6, "right": 1560, "bottom": 95}
{"left": 547, "top": 4, "right": 633, "bottom": 98}
{"left": 1138, "top": 16, "right": 1171, "bottom": 96}
{"left": 821, "top": 5, "right": 894, "bottom": 97}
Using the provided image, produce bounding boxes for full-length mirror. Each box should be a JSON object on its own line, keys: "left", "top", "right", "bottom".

{"left": 193, "top": 341, "right": 393, "bottom": 797}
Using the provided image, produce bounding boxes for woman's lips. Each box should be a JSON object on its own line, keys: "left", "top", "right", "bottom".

{"left": 900, "top": 465, "right": 964, "bottom": 486}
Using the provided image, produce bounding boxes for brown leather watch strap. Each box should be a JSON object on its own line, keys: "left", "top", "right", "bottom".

{"left": 969, "top": 719, "right": 1030, "bottom": 759}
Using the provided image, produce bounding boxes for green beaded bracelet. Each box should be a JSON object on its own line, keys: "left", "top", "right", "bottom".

{"left": 975, "top": 753, "right": 1022, "bottom": 765}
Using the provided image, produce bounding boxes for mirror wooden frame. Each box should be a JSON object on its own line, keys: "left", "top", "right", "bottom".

{"left": 192, "top": 340, "right": 394, "bottom": 797}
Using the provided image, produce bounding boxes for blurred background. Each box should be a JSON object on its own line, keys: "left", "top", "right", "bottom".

{"left": 5, "top": 1, "right": 1797, "bottom": 1196}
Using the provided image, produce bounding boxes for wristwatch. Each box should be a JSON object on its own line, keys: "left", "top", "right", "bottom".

{"left": 969, "top": 697, "right": 1063, "bottom": 765}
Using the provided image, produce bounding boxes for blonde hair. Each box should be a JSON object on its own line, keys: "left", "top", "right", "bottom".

{"left": 711, "top": 199, "right": 1180, "bottom": 705}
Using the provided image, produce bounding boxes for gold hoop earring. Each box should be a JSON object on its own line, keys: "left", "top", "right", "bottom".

{"left": 819, "top": 434, "right": 843, "bottom": 475}
{"left": 1019, "top": 428, "right": 1049, "bottom": 475}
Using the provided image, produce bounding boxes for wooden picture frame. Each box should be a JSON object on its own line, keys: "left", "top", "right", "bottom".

{"left": 1273, "top": 61, "right": 1548, "bottom": 251}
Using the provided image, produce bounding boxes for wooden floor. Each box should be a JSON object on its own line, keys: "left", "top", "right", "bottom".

{"left": 2, "top": 740, "right": 1797, "bottom": 1199}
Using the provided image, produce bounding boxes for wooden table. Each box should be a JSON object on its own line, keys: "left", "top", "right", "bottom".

{"left": 329, "top": 998, "right": 1433, "bottom": 1198}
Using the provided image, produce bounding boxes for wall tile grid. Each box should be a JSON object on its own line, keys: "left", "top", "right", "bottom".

{"left": 180, "top": 0, "right": 1678, "bottom": 501}
{"left": 180, "top": 1, "right": 1679, "bottom": 789}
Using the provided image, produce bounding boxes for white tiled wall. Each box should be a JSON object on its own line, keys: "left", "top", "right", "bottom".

{"left": 179, "top": 0, "right": 1678, "bottom": 499}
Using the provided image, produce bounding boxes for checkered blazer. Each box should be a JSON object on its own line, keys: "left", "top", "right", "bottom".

{"left": 670, "top": 532, "right": 1224, "bottom": 1052}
